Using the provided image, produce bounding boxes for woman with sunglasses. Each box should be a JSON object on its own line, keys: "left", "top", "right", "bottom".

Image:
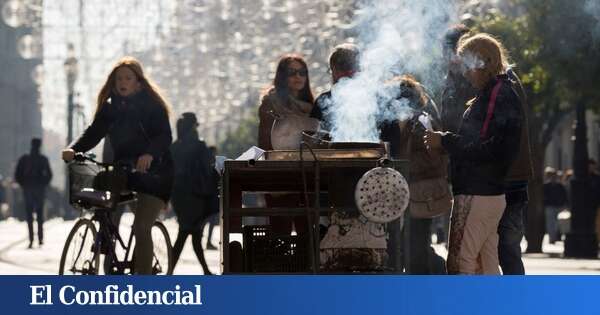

{"left": 257, "top": 54, "right": 318, "bottom": 236}
{"left": 258, "top": 54, "right": 318, "bottom": 151}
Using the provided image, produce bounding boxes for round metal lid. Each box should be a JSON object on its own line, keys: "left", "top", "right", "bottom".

{"left": 355, "top": 167, "right": 410, "bottom": 223}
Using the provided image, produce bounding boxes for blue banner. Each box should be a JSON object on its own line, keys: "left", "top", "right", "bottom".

{"left": 1, "top": 276, "right": 599, "bottom": 315}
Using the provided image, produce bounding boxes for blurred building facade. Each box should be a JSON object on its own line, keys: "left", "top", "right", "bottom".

{"left": 545, "top": 111, "right": 600, "bottom": 172}
{"left": 0, "top": 0, "right": 43, "bottom": 180}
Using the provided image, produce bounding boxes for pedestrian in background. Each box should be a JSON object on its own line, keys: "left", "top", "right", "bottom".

{"left": 170, "top": 112, "right": 214, "bottom": 274}
{"left": 543, "top": 167, "right": 568, "bottom": 244}
{"left": 205, "top": 146, "right": 220, "bottom": 250}
{"left": 15, "top": 138, "right": 53, "bottom": 248}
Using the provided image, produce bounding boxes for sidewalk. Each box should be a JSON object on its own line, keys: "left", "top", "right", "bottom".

{"left": 0, "top": 216, "right": 598, "bottom": 275}
{"left": 432, "top": 237, "right": 600, "bottom": 275}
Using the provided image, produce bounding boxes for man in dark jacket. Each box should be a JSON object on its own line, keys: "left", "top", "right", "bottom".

{"left": 15, "top": 138, "right": 53, "bottom": 248}
{"left": 170, "top": 112, "right": 214, "bottom": 274}
{"left": 432, "top": 25, "right": 476, "bottom": 247}
{"left": 439, "top": 24, "right": 476, "bottom": 134}
{"left": 498, "top": 68, "right": 533, "bottom": 274}
{"left": 310, "top": 43, "right": 360, "bottom": 131}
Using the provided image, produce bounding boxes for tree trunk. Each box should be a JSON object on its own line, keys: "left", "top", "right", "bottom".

{"left": 526, "top": 137, "right": 545, "bottom": 253}
{"left": 525, "top": 101, "right": 574, "bottom": 253}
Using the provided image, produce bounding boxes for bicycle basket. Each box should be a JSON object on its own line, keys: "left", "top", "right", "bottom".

{"left": 69, "top": 162, "right": 103, "bottom": 207}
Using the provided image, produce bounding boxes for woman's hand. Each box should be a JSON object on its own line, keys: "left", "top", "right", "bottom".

{"left": 136, "top": 154, "right": 154, "bottom": 173}
{"left": 62, "top": 149, "right": 75, "bottom": 162}
{"left": 424, "top": 130, "right": 443, "bottom": 151}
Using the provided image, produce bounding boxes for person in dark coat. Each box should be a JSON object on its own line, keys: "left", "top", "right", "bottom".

{"left": 433, "top": 24, "right": 475, "bottom": 246}
{"left": 15, "top": 138, "right": 52, "bottom": 248}
{"left": 439, "top": 24, "right": 476, "bottom": 134}
{"left": 63, "top": 56, "right": 173, "bottom": 274}
{"left": 310, "top": 43, "right": 361, "bottom": 131}
{"left": 170, "top": 113, "right": 213, "bottom": 274}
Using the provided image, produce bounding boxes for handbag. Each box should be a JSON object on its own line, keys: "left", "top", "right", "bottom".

{"left": 402, "top": 116, "right": 452, "bottom": 219}
{"left": 409, "top": 176, "right": 452, "bottom": 219}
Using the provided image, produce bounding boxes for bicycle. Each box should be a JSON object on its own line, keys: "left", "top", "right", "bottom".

{"left": 59, "top": 153, "right": 173, "bottom": 275}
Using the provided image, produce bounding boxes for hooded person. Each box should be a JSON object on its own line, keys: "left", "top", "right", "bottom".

{"left": 15, "top": 138, "right": 53, "bottom": 248}
{"left": 170, "top": 112, "right": 214, "bottom": 274}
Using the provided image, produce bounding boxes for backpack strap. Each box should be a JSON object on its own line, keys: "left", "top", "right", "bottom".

{"left": 480, "top": 80, "right": 503, "bottom": 139}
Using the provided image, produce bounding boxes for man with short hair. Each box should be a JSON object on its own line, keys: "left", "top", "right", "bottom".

{"left": 310, "top": 43, "right": 360, "bottom": 130}
{"left": 15, "top": 138, "right": 53, "bottom": 248}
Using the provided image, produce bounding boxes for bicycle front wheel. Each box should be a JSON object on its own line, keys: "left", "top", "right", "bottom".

{"left": 151, "top": 221, "right": 173, "bottom": 275}
{"left": 59, "top": 218, "right": 99, "bottom": 275}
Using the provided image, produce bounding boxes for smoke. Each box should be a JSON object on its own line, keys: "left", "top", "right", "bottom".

{"left": 326, "top": 0, "right": 459, "bottom": 142}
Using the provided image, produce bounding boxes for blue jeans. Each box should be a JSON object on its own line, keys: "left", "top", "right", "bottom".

{"left": 498, "top": 198, "right": 526, "bottom": 275}
{"left": 544, "top": 206, "right": 562, "bottom": 243}
{"left": 23, "top": 187, "right": 46, "bottom": 244}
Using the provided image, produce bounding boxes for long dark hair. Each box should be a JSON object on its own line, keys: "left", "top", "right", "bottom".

{"left": 272, "top": 54, "right": 314, "bottom": 104}
{"left": 96, "top": 56, "right": 171, "bottom": 117}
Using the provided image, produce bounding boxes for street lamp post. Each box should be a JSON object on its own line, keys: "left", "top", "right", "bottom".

{"left": 63, "top": 44, "right": 78, "bottom": 219}
{"left": 64, "top": 44, "right": 78, "bottom": 145}
{"left": 564, "top": 102, "right": 598, "bottom": 258}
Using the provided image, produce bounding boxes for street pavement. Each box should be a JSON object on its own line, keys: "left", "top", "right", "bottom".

{"left": 0, "top": 214, "right": 598, "bottom": 275}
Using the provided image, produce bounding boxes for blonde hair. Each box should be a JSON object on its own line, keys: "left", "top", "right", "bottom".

{"left": 96, "top": 56, "right": 171, "bottom": 117}
{"left": 457, "top": 33, "right": 511, "bottom": 84}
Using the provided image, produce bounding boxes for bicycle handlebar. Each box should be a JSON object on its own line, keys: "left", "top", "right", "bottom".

{"left": 72, "top": 153, "right": 140, "bottom": 175}
{"left": 72, "top": 153, "right": 111, "bottom": 166}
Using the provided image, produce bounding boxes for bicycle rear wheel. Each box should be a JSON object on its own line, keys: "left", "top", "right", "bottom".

{"left": 59, "top": 218, "right": 99, "bottom": 275}
{"left": 151, "top": 221, "right": 173, "bottom": 275}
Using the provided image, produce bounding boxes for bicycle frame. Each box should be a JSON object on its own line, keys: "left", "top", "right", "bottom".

{"left": 91, "top": 208, "right": 136, "bottom": 275}
{"left": 65, "top": 153, "right": 172, "bottom": 275}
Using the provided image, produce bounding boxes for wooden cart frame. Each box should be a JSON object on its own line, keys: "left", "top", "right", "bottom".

{"left": 220, "top": 158, "right": 410, "bottom": 274}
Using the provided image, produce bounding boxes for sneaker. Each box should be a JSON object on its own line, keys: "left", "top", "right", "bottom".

{"left": 39, "top": 240, "right": 44, "bottom": 247}
{"left": 27, "top": 242, "right": 33, "bottom": 249}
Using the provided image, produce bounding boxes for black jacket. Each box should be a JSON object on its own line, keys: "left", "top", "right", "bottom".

{"left": 70, "top": 90, "right": 173, "bottom": 202}
{"left": 170, "top": 134, "right": 216, "bottom": 196}
{"left": 542, "top": 182, "right": 568, "bottom": 207}
{"left": 441, "top": 75, "right": 522, "bottom": 196}
{"left": 440, "top": 71, "right": 477, "bottom": 133}
{"left": 15, "top": 152, "right": 53, "bottom": 188}
{"left": 170, "top": 134, "right": 217, "bottom": 230}
{"left": 310, "top": 91, "right": 333, "bottom": 131}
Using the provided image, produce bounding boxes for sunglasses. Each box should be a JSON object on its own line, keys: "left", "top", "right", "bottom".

{"left": 287, "top": 68, "right": 308, "bottom": 77}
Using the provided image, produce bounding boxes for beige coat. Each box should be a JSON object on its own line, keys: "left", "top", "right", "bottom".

{"left": 258, "top": 88, "right": 318, "bottom": 150}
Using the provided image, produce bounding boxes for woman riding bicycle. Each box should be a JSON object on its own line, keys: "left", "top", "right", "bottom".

{"left": 62, "top": 56, "right": 173, "bottom": 275}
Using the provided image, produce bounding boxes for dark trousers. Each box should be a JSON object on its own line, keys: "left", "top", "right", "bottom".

{"left": 405, "top": 217, "right": 447, "bottom": 274}
{"left": 23, "top": 187, "right": 45, "bottom": 244}
{"left": 498, "top": 193, "right": 527, "bottom": 275}
{"left": 172, "top": 227, "right": 211, "bottom": 274}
